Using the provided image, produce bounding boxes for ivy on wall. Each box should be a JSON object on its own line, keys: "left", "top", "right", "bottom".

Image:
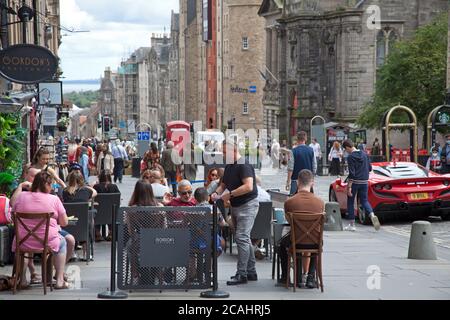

{"left": 0, "top": 113, "right": 26, "bottom": 195}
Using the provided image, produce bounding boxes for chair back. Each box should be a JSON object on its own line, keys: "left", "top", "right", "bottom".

{"left": 63, "top": 202, "right": 90, "bottom": 242}
{"left": 287, "top": 212, "right": 324, "bottom": 250}
{"left": 94, "top": 193, "right": 121, "bottom": 226}
{"left": 251, "top": 201, "right": 272, "bottom": 239}
{"left": 13, "top": 212, "right": 52, "bottom": 253}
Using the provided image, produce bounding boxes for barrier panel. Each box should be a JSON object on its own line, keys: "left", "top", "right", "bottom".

{"left": 117, "top": 206, "right": 213, "bottom": 290}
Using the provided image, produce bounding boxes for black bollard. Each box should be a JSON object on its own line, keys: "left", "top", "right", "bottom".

{"left": 98, "top": 204, "right": 128, "bottom": 299}
{"left": 200, "top": 202, "right": 229, "bottom": 298}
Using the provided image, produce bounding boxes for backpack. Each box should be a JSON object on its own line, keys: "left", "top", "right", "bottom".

{"left": 0, "top": 195, "right": 11, "bottom": 225}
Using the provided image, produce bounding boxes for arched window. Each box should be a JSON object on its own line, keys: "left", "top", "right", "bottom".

{"left": 376, "top": 31, "right": 386, "bottom": 68}
{"left": 376, "top": 28, "right": 398, "bottom": 68}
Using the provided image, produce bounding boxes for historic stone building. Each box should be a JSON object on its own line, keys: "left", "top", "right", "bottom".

{"left": 179, "top": 0, "right": 207, "bottom": 127}
{"left": 97, "top": 67, "right": 117, "bottom": 139}
{"left": 219, "top": 0, "right": 266, "bottom": 130}
{"left": 259, "top": 0, "right": 448, "bottom": 142}
{"left": 115, "top": 47, "right": 152, "bottom": 135}
{"left": 169, "top": 11, "right": 180, "bottom": 121}
{"left": 149, "top": 34, "right": 171, "bottom": 128}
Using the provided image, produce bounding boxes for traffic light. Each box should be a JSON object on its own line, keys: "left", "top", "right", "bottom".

{"left": 103, "top": 116, "right": 110, "bottom": 132}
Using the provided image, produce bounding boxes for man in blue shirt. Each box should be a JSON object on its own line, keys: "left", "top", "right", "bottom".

{"left": 343, "top": 139, "right": 380, "bottom": 231}
{"left": 286, "top": 131, "right": 316, "bottom": 195}
{"left": 111, "top": 139, "right": 128, "bottom": 183}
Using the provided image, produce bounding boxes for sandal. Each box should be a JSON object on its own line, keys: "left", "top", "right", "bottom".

{"left": 30, "top": 273, "right": 42, "bottom": 284}
{"left": 55, "top": 281, "right": 70, "bottom": 290}
{"left": 54, "top": 273, "right": 68, "bottom": 282}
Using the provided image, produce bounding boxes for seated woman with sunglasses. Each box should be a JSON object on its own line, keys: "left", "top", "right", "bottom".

{"left": 205, "top": 168, "right": 224, "bottom": 195}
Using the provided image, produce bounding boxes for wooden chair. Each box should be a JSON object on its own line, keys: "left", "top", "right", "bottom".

{"left": 286, "top": 212, "right": 324, "bottom": 292}
{"left": 12, "top": 212, "right": 53, "bottom": 295}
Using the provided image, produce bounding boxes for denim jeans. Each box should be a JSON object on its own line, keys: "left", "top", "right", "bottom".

{"left": 232, "top": 198, "right": 259, "bottom": 277}
{"left": 346, "top": 183, "right": 373, "bottom": 220}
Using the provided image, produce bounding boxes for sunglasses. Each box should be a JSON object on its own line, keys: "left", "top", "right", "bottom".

{"left": 179, "top": 190, "right": 193, "bottom": 196}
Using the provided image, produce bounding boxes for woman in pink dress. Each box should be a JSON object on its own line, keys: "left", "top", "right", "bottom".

{"left": 12, "top": 171, "right": 69, "bottom": 289}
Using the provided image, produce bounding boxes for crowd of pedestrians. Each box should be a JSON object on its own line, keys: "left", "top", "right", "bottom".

{"left": 6, "top": 131, "right": 385, "bottom": 291}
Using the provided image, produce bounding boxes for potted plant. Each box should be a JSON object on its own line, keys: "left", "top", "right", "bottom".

{"left": 57, "top": 116, "right": 70, "bottom": 131}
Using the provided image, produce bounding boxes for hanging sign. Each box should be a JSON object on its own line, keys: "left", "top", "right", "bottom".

{"left": 0, "top": 44, "right": 58, "bottom": 84}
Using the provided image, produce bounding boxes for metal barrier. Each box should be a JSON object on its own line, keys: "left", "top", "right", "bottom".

{"left": 116, "top": 206, "right": 213, "bottom": 290}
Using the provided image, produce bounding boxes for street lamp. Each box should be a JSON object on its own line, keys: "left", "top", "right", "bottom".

{"left": 0, "top": 96, "right": 23, "bottom": 113}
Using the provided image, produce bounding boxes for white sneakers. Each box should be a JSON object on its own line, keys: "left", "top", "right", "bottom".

{"left": 344, "top": 214, "right": 381, "bottom": 232}
{"left": 344, "top": 221, "right": 356, "bottom": 232}
{"left": 370, "top": 213, "right": 381, "bottom": 231}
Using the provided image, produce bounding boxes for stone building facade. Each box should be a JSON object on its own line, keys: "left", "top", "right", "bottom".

{"left": 169, "top": 11, "right": 180, "bottom": 121}
{"left": 259, "top": 0, "right": 448, "bottom": 142}
{"left": 219, "top": 0, "right": 266, "bottom": 130}
{"left": 1, "top": 0, "right": 62, "bottom": 93}
{"left": 179, "top": 0, "right": 207, "bottom": 127}
{"left": 115, "top": 47, "right": 152, "bottom": 135}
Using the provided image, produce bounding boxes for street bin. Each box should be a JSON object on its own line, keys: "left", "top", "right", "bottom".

{"left": 132, "top": 157, "right": 141, "bottom": 178}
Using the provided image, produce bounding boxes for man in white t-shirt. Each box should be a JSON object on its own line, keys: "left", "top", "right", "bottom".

{"left": 309, "top": 138, "right": 322, "bottom": 175}
{"left": 149, "top": 170, "right": 171, "bottom": 198}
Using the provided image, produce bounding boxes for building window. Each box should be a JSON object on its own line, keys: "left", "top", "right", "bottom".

{"left": 376, "top": 28, "right": 398, "bottom": 68}
{"left": 243, "top": 102, "right": 248, "bottom": 114}
{"left": 242, "top": 37, "right": 249, "bottom": 50}
{"left": 230, "top": 65, "right": 234, "bottom": 79}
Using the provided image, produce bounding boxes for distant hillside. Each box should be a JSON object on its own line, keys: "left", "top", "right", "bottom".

{"left": 64, "top": 90, "right": 100, "bottom": 109}
{"left": 64, "top": 79, "right": 100, "bottom": 84}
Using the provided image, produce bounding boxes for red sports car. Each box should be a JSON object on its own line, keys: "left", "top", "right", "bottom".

{"left": 329, "top": 162, "right": 450, "bottom": 224}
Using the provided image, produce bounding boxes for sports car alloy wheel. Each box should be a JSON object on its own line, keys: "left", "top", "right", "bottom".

{"left": 357, "top": 199, "right": 371, "bottom": 225}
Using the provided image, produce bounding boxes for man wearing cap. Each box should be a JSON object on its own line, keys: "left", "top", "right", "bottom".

{"left": 111, "top": 139, "right": 128, "bottom": 183}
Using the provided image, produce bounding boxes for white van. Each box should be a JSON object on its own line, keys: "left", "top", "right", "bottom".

{"left": 196, "top": 131, "right": 225, "bottom": 152}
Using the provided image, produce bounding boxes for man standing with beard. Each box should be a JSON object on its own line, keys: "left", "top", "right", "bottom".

{"left": 212, "top": 139, "right": 259, "bottom": 285}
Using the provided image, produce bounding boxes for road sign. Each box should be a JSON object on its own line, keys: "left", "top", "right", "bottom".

{"left": 127, "top": 120, "right": 136, "bottom": 133}
{"left": 138, "top": 131, "right": 150, "bottom": 141}
{"left": 249, "top": 85, "right": 257, "bottom": 93}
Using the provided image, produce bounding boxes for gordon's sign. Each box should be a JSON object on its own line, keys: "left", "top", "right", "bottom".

{"left": 0, "top": 44, "right": 58, "bottom": 84}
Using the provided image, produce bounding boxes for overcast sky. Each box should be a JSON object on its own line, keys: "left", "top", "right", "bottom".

{"left": 59, "top": 0, "right": 179, "bottom": 81}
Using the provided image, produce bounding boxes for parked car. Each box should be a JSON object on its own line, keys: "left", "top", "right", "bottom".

{"left": 329, "top": 162, "right": 450, "bottom": 224}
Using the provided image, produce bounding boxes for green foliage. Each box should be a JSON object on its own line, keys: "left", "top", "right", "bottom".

{"left": 0, "top": 113, "right": 25, "bottom": 195}
{"left": 357, "top": 13, "right": 448, "bottom": 129}
{"left": 64, "top": 90, "right": 100, "bottom": 109}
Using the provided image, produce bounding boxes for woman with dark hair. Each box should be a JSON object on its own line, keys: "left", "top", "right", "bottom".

{"left": 141, "top": 142, "right": 160, "bottom": 174}
{"left": 128, "top": 180, "right": 162, "bottom": 207}
{"left": 12, "top": 171, "right": 69, "bottom": 289}
{"left": 31, "top": 147, "right": 66, "bottom": 188}
{"left": 127, "top": 180, "right": 162, "bottom": 284}
{"left": 205, "top": 168, "right": 224, "bottom": 195}
{"left": 93, "top": 170, "right": 120, "bottom": 241}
